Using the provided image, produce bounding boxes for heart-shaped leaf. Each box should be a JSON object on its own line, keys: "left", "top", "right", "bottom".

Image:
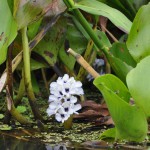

{"left": 94, "top": 74, "right": 147, "bottom": 142}
{"left": 127, "top": 3, "right": 150, "bottom": 62}
{"left": 127, "top": 55, "right": 150, "bottom": 118}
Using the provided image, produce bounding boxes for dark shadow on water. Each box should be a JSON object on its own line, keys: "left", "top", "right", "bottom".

{"left": 0, "top": 135, "right": 46, "bottom": 150}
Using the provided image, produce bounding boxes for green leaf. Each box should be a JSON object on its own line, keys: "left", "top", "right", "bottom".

{"left": 74, "top": 0, "right": 132, "bottom": 33}
{"left": 93, "top": 74, "right": 148, "bottom": 142}
{"left": 0, "top": 0, "right": 17, "bottom": 64}
{"left": 107, "top": 55, "right": 133, "bottom": 83}
{"left": 95, "top": 74, "right": 131, "bottom": 103}
{"left": 110, "top": 43, "right": 136, "bottom": 67}
{"left": 0, "top": 125, "right": 12, "bottom": 131}
{"left": 127, "top": 56, "right": 150, "bottom": 118}
{"left": 127, "top": 3, "right": 150, "bottom": 62}
{"left": 72, "top": 15, "right": 111, "bottom": 48}
{"left": 17, "top": 58, "right": 48, "bottom": 70}
{"left": 59, "top": 22, "right": 87, "bottom": 70}
{"left": 104, "top": 0, "right": 135, "bottom": 20}
{"left": 17, "top": 106, "right": 27, "bottom": 113}
{"left": 15, "top": 0, "right": 53, "bottom": 29}
{"left": 0, "top": 114, "right": 4, "bottom": 119}
{"left": 34, "top": 18, "right": 67, "bottom": 66}
{"left": 100, "top": 128, "right": 116, "bottom": 140}
{"left": 27, "top": 18, "right": 42, "bottom": 40}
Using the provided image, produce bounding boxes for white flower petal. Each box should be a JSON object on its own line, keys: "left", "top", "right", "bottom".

{"left": 50, "top": 102, "right": 58, "bottom": 109}
{"left": 75, "top": 81, "right": 82, "bottom": 87}
{"left": 55, "top": 113, "right": 62, "bottom": 122}
{"left": 48, "top": 95, "right": 58, "bottom": 102}
{"left": 73, "top": 104, "right": 82, "bottom": 112}
{"left": 50, "top": 82, "right": 57, "bottom": 88}
{"left": 63, "top": 74, "right": 69, "bottom": 81}
{"left": 70, "top": 96, "right": 77, "bottom": 103}
{"left": 46, "top": 108, "right": 55, "bottom": 116}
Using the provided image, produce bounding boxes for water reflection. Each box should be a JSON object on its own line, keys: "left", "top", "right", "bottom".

{"left": 0, "top": 135, "right": 69, "bottom": 150}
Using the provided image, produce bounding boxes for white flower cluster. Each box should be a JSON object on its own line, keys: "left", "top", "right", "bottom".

{"left": 47, "top": 74, "right": 84, "bottom": 123}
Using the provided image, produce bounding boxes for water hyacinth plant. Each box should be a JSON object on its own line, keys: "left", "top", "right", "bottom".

{"left": 47, "top": 74, "right": 84, "bottom": 124}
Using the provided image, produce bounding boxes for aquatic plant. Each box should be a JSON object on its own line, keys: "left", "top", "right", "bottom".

{"left": 47, "top": 74, "right": 83, "bottom": 123}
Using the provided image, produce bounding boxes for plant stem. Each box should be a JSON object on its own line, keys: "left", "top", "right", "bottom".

{"left": 22, "top": 27, "right": 35, "bottom": 99}
{"left": 76, "top": 39, "right": 94, "bottom": 81}
{"left": 64, "top": 115, "right": 73, "bottom": 129}
{"left": 63, "top": 0, "right": 109, "bottom": 56}
{"left": 4, "top": 43, "right": 30, "bottom": 125}
{"left": 21, "top": 27, "right": 43, "bottom": 121}
{"left": 5, "top": 86, "right": 31, "bottom": 124}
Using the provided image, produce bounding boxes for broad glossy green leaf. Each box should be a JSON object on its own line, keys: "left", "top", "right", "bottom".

{"left": 110, "top": 43, "right": 136, "bottom": 67}
{"left": 95, "top": 74, "right": 131, "bottom": 103}
{"left": 107, "top": 55, "right": 133, "bottom": 83}
{"left": 74, "top": 0, "right": 132, "bottom": 33}
{"left": 127, "top": 56, "right": 150, "bottom": 118}
{"left": 34, "top": 18, "right": 67, "bottom": 66}
{"left": 94, "top": 74, "right": 148, "bottom": 142}
{"left": 127, "top": 3, "right": 150, "bottom": 62}
{"left": 0, "top": 0, "right": 17, "bottom": 64}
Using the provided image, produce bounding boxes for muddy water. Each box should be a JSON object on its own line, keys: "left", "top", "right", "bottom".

{"left": 1, "top": 133, "right": 150, "bottom": 150}
{"left": 0, "top": 123, "right": 150, "bottom": 150}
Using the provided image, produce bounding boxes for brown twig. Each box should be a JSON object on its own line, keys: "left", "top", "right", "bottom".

{"left": 67, "top": 48, "right": 99, "bottom": 79}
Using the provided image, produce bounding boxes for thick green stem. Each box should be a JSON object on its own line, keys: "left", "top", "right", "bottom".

{"left": 14, "top": 73, "right": 25, "bottom": 106}
{"left": 22, "top": 27, "right": 35, "bottom": 100}
{"left": 63, "top": 0, "right": 109, "bottom": 56}
{"left": 64, "top": 115, "right": 73, "bottom": 129}
{"left": 21, "top": 27, "right": 43, "bottom": 121}
{"left": 5, "top": 86, "right": 31, "bottom": 125}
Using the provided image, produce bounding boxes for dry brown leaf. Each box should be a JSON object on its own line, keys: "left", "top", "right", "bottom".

{"left": 74, "top": 109, "right": 101, "bottom": 119}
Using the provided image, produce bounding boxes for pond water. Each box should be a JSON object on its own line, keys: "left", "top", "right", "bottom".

{"left": 0, "top": 134, "right": 109, "bottom": 150}
{"left": 1, "top": 130, "right": 150, "bottom": 150}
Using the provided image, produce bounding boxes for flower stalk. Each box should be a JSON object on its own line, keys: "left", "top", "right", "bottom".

{"left": 63, "top": 115, "right": 73, "bottom": 129}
